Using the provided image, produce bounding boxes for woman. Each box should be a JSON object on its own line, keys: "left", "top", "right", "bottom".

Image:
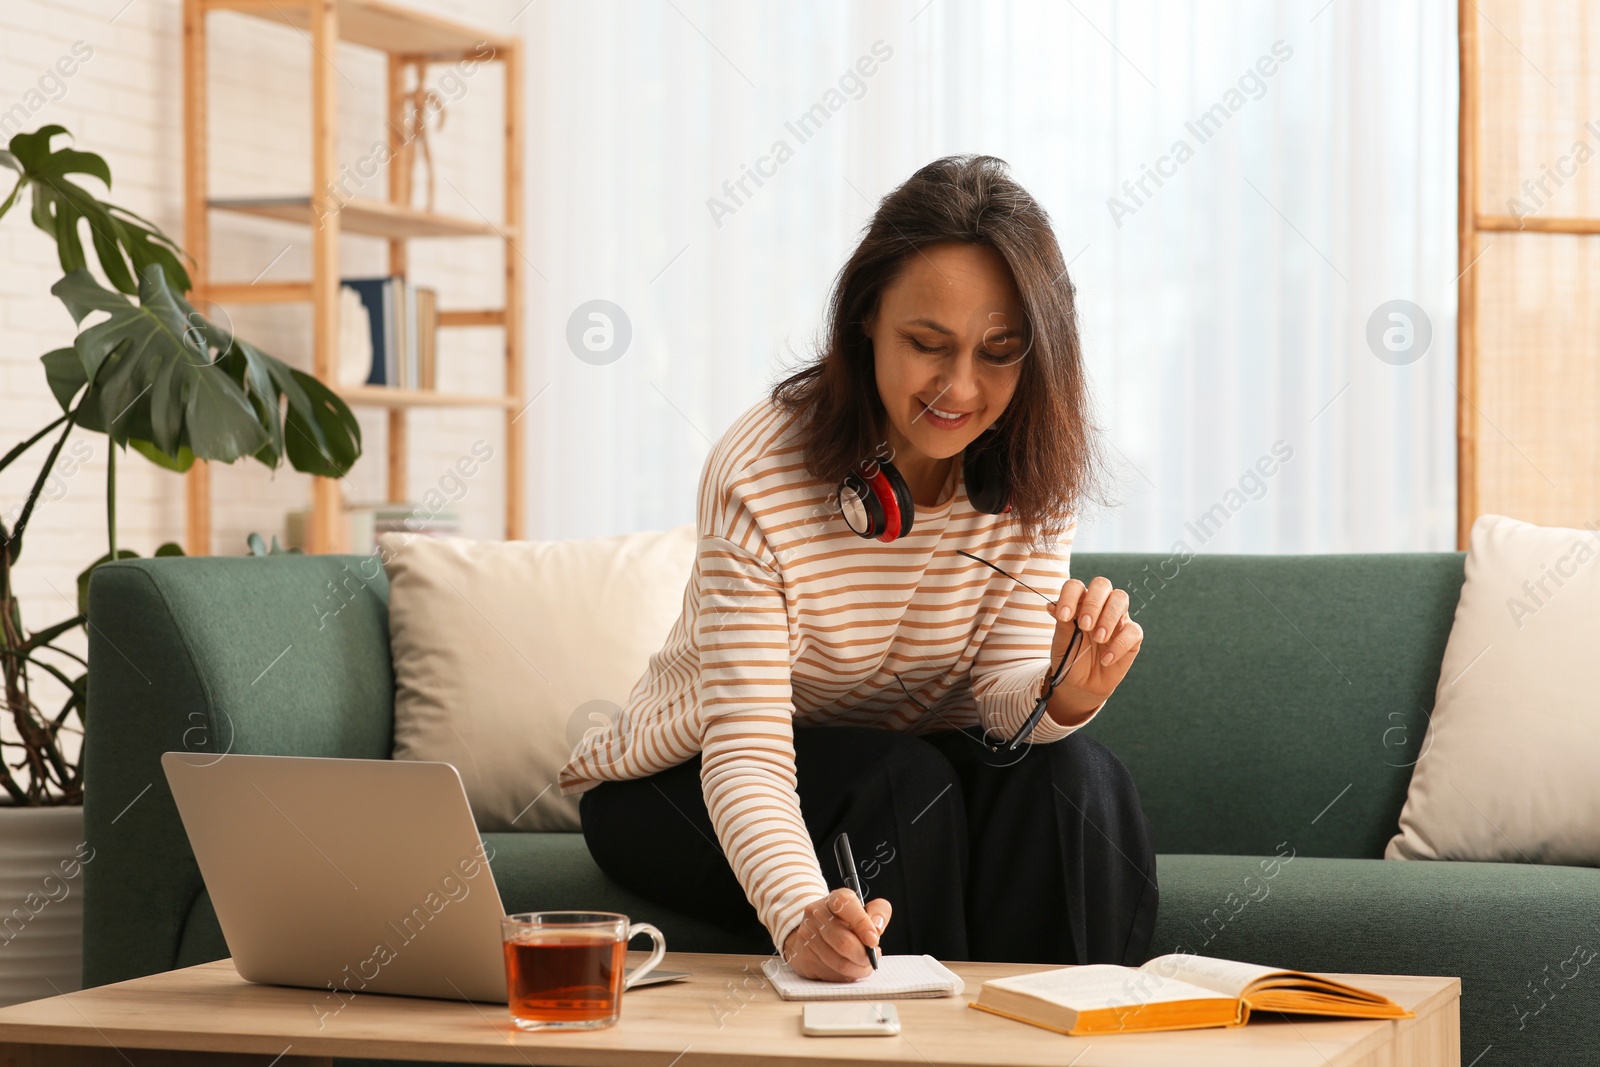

{"left": 558, "top": 155, "right": 1156, "bottom": 982}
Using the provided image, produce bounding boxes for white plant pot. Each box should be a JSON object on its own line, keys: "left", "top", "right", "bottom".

{"left": 0, "top": 805, "right": 87, "bottom": 1008}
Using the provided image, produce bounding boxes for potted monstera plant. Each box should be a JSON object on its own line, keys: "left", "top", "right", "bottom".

{"left": 0, "top": 126, "right": 361, "bottom": 1004}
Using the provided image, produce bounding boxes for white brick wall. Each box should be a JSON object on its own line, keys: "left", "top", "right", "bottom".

{"left": 1, "top": 0, "right": 517, "bottom": 770}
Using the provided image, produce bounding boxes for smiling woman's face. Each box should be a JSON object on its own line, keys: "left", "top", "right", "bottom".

{"left": 865, "top": 241, "right": 1028, "bottom": 470}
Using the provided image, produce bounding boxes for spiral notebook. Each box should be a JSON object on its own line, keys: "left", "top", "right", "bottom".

{"left": 761, "top": 954, "right": 965, "bottom": 1000}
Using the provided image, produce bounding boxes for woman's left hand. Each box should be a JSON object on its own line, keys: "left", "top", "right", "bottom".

{"left": 1044, "top": 576, "right": 1144, "bottom": 724}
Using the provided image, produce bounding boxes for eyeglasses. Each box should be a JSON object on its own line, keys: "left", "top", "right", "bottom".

{"left": 894, "top": 549, "right": 1089, "bottom": 753}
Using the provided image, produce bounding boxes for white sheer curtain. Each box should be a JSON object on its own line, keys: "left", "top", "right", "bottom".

{"left": 517, "top": 0, "right": 1457, "bottom": 552}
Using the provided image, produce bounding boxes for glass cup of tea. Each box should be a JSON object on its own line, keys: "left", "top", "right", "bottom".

{"left": 500, "top": 911, "right": 667, "bottom": 1031}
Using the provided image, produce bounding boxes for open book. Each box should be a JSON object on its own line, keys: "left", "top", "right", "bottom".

{"left": 969, "top": 954, "right": 1414, "bottom": 1036}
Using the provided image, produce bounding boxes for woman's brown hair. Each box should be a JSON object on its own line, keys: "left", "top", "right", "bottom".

{"left": 771, "top": 153, "right": 1111, "bottom": 548}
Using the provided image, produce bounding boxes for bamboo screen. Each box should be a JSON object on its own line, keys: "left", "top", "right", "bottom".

{"left": 1459, "top": 0, "right": 1600, "bottom": 546}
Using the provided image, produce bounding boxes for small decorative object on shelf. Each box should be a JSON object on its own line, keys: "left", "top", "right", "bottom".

{"left": 246, "top": 532, "right": 302, "bottom": 556}
{"left": 399, "top": 59, "right": 448, "bottom": 214}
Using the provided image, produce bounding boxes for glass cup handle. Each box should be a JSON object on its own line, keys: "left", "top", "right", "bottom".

{"left": 622, "top": 922, "right": 666, "bottom": 991}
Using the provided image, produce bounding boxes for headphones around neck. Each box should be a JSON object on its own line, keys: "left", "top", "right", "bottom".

{"left": 837, "top": 429, "right": 1012, "bottom": 542}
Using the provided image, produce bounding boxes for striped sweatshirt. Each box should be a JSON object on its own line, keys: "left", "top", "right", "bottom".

{"left": 557, "top": 397, "right": 1106, "bottom": 955}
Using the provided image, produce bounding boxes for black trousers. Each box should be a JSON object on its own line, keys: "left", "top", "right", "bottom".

{"left": 578, "top": 723, "right": 1159, "bottom": 966}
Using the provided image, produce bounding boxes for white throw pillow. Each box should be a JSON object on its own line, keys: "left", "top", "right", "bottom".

{"left": 382, "top": 525, "right": 697, "bottom": 832}
{"left": 1385, "top": 513, "right": 1600, "bottom": 865}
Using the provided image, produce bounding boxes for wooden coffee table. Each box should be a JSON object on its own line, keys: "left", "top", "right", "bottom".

{"left": 0, "top": 951, "right": 1459, "bottom": 1066}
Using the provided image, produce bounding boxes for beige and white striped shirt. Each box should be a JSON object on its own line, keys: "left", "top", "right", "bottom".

{"left": 557, "top": 397, "right": 1104, "bottom": 953}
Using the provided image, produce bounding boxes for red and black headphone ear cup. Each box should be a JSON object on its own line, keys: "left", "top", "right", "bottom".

{"left": 838, "top": 469, "right": 886, "bottom": 538}
{"left": 837, "top": 458, "right": 917, "bottom": 541}
{"left": 863, "top": 464, "right": 903, "bottom": 541}
{"left": 876, "top": 461, "right": 915, "bottom": 538}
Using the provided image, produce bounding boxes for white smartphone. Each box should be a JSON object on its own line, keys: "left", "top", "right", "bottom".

{"left": 801, "top": 1001, "right": 901, "bottom": 1036}
{"left": 623, "top": 967, "right": 691, "bottom": 987}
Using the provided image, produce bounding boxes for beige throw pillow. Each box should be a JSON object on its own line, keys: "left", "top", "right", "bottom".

{"left": 1385, "top": 513, "right": 1600, "bottom": 865}
{"left": 382, "top": 526, "right": 697, "bottom": 831}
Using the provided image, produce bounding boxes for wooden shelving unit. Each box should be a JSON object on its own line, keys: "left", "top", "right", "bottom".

{"left": 182, "top": 0, "right": 525, "bottom": 554}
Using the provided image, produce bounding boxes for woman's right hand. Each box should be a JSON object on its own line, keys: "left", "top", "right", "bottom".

{"left": 781, "top": 888, "right": 892, "bottom": 981}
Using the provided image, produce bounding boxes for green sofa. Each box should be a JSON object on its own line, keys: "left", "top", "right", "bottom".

{"left": 82, "top": 551, "right": 1600, "bottom": 1065}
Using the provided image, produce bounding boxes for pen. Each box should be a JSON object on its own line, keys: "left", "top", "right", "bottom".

{"left": 832, "top": 832, "right": 879, "bottom": 970}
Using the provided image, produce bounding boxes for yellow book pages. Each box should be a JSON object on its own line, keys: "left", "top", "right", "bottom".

{"left": 971, "top": 964, "right": 1243, "bottom": 1036}
{"left": 969, "top": 998, "right": 1244, "bottom": 1037}
{"left": 1246, "top": 986, "right": 1414, "bottom": 1019}
{"left": 1143, "top": 955, "right": 1414, "bottom": 1021}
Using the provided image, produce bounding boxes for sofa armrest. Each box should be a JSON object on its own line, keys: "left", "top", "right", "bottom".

{"left": 82, "top": 555, "right": 393, "bottom": 989}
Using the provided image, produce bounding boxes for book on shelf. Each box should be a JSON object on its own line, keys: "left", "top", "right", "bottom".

{"left": 338, "top": 276, "right": 438, "bottom": 391}
{"left": 391, "top": 279, "right": 407, "bottom": 388}
{"left": 967, "top": 953, "right": 1414, "bottom": 1037}
{"left": 416, "top": 286, "right": 438, "bottom": 389}
{"left": 286, "top": 503, "right": 461, "bottom": 555}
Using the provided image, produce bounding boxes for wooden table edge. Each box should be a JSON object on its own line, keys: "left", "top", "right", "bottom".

{"left": 0, "top": 954, "right": 1463, "bottom": 1067}
{"left": 1310, "top": 973, "right": 1461, "bottom": 1067}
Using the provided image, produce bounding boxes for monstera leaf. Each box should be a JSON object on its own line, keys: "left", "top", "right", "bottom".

{"left": 42, "top": 266, "right": 361, "bottom": 476}
{"left": 9, "top": 125, "right": 360, "bottom": 478}
{"left": 1, "top": 125, "right": 189, "bottom": 294}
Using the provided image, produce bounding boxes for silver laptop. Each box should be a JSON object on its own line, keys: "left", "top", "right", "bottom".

{"left": 162, "top": 752, "right": 510, "bottom": 1004}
